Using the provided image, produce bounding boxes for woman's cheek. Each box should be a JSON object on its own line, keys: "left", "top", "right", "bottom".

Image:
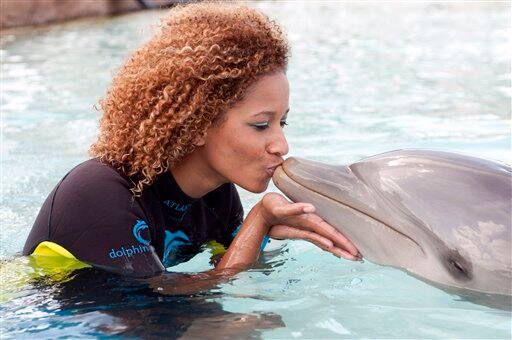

{"left": 230, "top": 129, "right": 258, "bottom": 159}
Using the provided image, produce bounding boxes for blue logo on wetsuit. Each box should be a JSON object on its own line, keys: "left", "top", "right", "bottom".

{"left": 108, "top": 219, "right": 151, "bottom": 259}
{"left": 162, "top": 229, "right": 191, "bottom": 266}
{"left": 133, "top": 219, "right": 150, "bottom": 245}
{"left": 162, "top": 200, "right": 191, "bottom": 212}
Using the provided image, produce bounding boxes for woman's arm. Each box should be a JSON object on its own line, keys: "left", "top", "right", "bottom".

{"left": 216, "top": 200, "right": 270, "bottom": 270}
{"left": 147, "top": 193, "right": 360, "bottom": 295}
{"left": 146, "top": 202, "right": 270, "bottom": 294}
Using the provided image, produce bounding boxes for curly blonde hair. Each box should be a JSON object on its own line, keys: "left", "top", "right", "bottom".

{"left": 90, "top": 2, "right": 289, "bottom": 195}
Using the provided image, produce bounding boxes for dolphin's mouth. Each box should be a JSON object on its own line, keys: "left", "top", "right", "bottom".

{"left": 273, "top": 160, "right": 423, "bottom": 253}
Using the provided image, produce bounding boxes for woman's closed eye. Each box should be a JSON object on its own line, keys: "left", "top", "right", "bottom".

{"left": 251, "top": 120, "right": 288, "bottom": 131}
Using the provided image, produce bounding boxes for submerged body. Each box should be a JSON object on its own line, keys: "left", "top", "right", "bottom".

{"left": 272, "top": 149, "right": 511, "bottom": 308}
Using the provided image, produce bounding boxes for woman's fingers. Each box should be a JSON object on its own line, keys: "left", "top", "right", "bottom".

{"left": 288, "top": 214, "right": 360, "bottom": 257}
{"left": 261, "top": 193, "right": 316, "bottom": 225}
{"left": 313, "top": 219, "right": 359, "bottom": 257}
{"left": 271, "top": 203, "right": 315, "bottom": 220}
{"left": 269, "top": 225, "right": 333, "bottom": 250}
{"left": 328, "top": 246, "right": 360, "bottom": 261}
{"left": 260, "top": 192, "right": 360, "bottom": 258}
{"left": 269, "top": 225, "right": 359, "bottom": 260}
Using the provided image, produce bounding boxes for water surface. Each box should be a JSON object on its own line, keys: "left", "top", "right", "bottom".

{"left": 1, "top": 1, "right": 510, "bottom": 338}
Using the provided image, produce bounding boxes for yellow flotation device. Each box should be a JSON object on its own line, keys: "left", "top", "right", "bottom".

{"left": 0, "top": 242, "right": 90, "bottom": 303}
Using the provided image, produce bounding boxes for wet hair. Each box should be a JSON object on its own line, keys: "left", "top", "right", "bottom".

{"left": 90, "top": 1, "right": 289, "bottom": 195}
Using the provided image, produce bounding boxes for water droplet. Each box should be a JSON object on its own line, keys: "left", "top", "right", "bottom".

{"left": 347, "top": 277, "right": 362, "bottom": 287}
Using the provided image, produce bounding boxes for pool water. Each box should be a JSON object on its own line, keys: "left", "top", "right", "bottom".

{"left": 1, "top": 1, "right": 510, "bottom": 338}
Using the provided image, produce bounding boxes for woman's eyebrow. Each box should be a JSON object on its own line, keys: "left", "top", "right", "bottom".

{"left": 253, "top": 108, "right": 290, "bottom": 117}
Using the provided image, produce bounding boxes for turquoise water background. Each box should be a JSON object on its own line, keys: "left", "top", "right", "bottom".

{"left": 1, "top": 2, "right": 511, "bottom": 338}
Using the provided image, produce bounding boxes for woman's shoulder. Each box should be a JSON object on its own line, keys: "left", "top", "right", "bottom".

{"left": 58, "top": 158, "right": 132, "bottom": 198}
{"left": 66, "top": 158, "right": 125, "bottom": 179}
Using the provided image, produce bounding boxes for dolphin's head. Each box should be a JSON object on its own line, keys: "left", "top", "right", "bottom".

{"left": 272, "top": 150, "right": 511, "bottom": 298}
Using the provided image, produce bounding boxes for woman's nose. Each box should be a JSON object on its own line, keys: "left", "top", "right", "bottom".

{"left": 266, "top": 129, "right": 289, "bottom": 157}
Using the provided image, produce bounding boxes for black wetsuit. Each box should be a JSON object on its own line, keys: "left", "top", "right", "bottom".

{"left": 23, "top": 159, "right": 244, "bottom": 277}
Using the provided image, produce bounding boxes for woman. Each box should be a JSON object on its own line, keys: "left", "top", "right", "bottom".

{"left": 23, "top": 3, "right": 360, "bottom": 280}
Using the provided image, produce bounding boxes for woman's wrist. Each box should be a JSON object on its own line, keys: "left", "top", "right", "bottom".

{"left": 216, "top": 201, "right": 271, "bottom": 270}
{"left": 251, "top": 200, "right": 274, "bottom": 229}
{"left": 258, "top": 193, "right": 285, "bottom": 227}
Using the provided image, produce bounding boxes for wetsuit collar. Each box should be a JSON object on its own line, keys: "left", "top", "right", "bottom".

{"left": 155, "top": 171, "right": 199, "bottom": 204}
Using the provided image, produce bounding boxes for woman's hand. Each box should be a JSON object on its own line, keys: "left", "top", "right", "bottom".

{"left": 260, "top": 192, "right": 361, "bottom": 261}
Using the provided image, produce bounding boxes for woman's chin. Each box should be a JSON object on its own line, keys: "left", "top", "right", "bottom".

{"left": 239, "top": 178, "right": 270, "bottom": 193}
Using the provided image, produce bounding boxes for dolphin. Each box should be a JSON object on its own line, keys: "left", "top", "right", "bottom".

{"left": 272, "top": 149, "right": 511, "bottom": 309}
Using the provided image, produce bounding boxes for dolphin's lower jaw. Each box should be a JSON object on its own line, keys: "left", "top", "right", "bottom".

{"left": 272, "top": 165, "right": 498, "bottom": 296}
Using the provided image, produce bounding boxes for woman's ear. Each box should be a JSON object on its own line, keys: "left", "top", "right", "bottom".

{"left": 193, "top": 133, "right": 206, "bottom": 146}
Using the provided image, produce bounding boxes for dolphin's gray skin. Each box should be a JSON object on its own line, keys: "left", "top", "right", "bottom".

{"left": 272, "top": 149, "right": 511, "bottom": 309}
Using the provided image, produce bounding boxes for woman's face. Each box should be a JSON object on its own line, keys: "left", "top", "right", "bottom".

{"left": 201, "top": 71, "right": 290, "bottom": 193}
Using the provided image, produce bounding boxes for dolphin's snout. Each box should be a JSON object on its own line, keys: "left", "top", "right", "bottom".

{"left": 277, "top": 157, "right": 362, "bottom": 202}
{"left": 281, "top": 157, "right": 299, "bottom": 172}
{"left": 271, "top": 165, "right": 287, "bottom": 187}
{"left": 281, "top": 157, "right": 320, "bottom": 178}
{"left": 281, "top": 157, "right": 346, "bottom": 182}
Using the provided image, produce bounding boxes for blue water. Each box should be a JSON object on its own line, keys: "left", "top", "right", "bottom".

{"left": 1, "top": 2, "right": 510, "bottom": 338}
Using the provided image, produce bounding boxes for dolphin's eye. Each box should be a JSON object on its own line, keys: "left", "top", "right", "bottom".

{"left": 445, "top": 250, "right": 472, "bottom": 281}
{"left": 450, "top": 259, "right": 465, "bottom": 273}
